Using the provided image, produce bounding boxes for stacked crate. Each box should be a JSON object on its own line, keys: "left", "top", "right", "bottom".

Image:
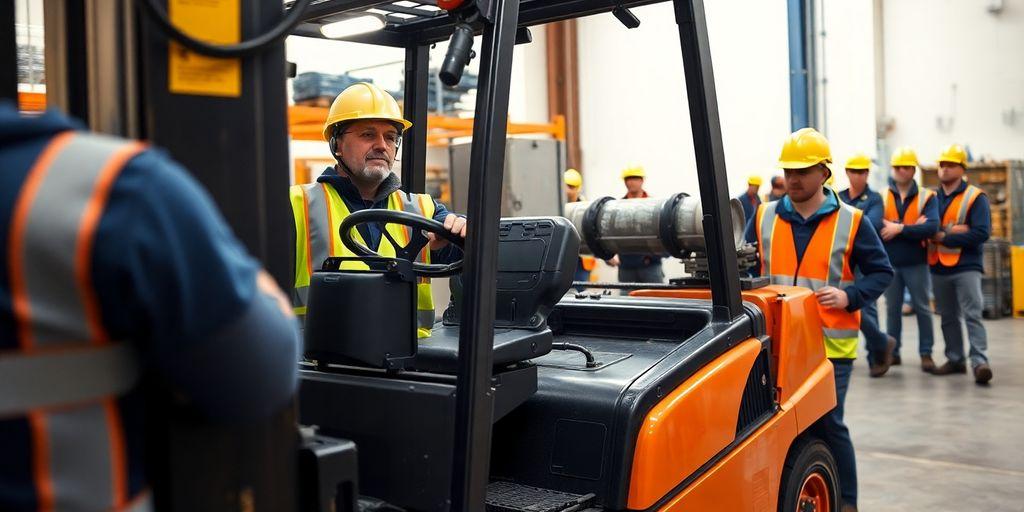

{"left": 981, "top": 240, "right": 1012, "bottom": 318}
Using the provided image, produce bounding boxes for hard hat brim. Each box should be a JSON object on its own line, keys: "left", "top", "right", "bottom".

{"left": 322, "top": 114, "right": 414, "bottom": 141}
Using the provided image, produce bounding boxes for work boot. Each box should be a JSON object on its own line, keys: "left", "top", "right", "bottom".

{"left": 901, "top": 303, "right": 913, "bottom": 316}
{"left": 869, "top": 336, "right": 897, "bottom": 378}
{"left": 841, "top": 504, "right": 858, "bottom": 512}
{"left": 891, "top": 354, "right": 902, "bottom": 366}
{"left": 920, "top": 355, "right": 936, "bottom": 373}
{"left": 973, "top": 363, "right": 993, "bottom": 384}
{"left": 932, "top": 360, "right": 967, "bottom": 375}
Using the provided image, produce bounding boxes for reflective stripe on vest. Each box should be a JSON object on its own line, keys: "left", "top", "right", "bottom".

{"left": 290, "top": 182, "right": 437, "bottom": 337}
{"left": 928, "top": 184, "right": 983, "bottom": 267}
{"left": 883, "top": 187, "right": 934, "bottom": 225}
{"left": 6, "top": 132, "right": 148, "bottom": 510}
{"left": 756, "top": 200, "right": 862, "bottom": 359}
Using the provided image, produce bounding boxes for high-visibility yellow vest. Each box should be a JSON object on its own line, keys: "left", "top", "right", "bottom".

{"left": 290, "top": 182, "right": 437, "bottom": 337}
{"left": 928, "top": 184, "right": 984, "bottom": 268}
{"left": 756, "top": 199, "right": 863, "bottom": 359}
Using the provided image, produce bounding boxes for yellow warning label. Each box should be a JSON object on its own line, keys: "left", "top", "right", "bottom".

{"left": 168, "top": 0, "right": 241, "bottom": 97}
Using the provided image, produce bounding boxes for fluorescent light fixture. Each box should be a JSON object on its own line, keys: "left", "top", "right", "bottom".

{"left": 320, "top": 15, "right": 386, "bottom": 39}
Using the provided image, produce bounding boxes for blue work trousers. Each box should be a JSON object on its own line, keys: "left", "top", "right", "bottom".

{"left": 856, "top": 269, "right": 889, "bottom": 365}
{"left": 884, "top": 264, "right": 934, "bottom": 357}
{"left": 814, "top": 359, "right": 857, "bottom": 508}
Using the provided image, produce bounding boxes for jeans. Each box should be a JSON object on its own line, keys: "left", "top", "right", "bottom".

{"left": 884, "top": 264, "right": 934, "bottom": 357}
{"left": 860, "top": 300, "right": 889, "bottom": 365}
{"left": 932, "top": 271, "right": 989, "bottom": 367}
{"left": 814, "top": 359, "right": 857, "bottom": 507}
{"left": 617, "top": 264, "right": 664, "bottom": 284}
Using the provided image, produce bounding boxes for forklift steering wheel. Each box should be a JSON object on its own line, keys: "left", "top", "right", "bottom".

{"left": 339, "top": 209, "right": 464, "bottom": 277}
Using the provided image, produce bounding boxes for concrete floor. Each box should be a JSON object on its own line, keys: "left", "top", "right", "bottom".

{"left": 846, "top": 309, "right": 1024, "bottom": 511}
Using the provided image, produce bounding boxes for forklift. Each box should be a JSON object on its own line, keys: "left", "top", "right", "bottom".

{"left": 6, "top": 0, "right": 841, "bottom": 510}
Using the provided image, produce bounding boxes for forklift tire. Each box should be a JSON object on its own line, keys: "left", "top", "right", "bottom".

{"left": 778, "top": 436, "right": 840, "bottom": 512}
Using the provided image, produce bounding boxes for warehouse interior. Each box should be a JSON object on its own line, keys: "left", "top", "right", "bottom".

{"left": 5, "top": 0, "right": 1024, "bottom": 511}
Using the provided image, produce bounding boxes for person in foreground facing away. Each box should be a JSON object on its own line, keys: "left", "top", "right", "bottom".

{"left": 746, "top": 128, "right": 893, "bottom": 512}
{"left": 0, "top": 101, "right": 299, "bottom": 511}
{"left": 928, "top": 144, "right": 993, "bottom": 384}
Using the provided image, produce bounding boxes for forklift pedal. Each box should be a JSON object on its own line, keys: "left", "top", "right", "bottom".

{"left": 485, "top": 481, "right": 596, "bottom": 512}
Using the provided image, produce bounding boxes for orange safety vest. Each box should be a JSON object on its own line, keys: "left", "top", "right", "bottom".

{"left": 755, "top": 200, "right": 863, "bottom": 359}
{"left": 928, "top": 184, "right": 984, "bottom": 267}
{"left": 883, "top": 186, "right": 935, "bottom": 249}
{"left": 290, "top": 182, "right": 437, "bottom": 337}
{"left": 3, "top": 132, "right": 152, "bottom": 510}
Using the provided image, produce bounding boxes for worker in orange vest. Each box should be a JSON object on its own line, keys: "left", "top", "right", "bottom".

{"left": 746, "top": 128, "right": 893, "bottom": 512}
{"left": 928, "top": 144, "right": 992, "bottom": 384}
{"left": 564, "top": 168, "right": 595, "bottom": 287}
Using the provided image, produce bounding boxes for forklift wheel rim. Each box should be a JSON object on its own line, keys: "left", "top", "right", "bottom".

{"left": 797, "top": 472, "right": 831, "bottom": 512}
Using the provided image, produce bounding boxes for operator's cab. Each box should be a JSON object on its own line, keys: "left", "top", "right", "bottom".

{"left": 298, "top": 215, "right": 580, "bottom": 510}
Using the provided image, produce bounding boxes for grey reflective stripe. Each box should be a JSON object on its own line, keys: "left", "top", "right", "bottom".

{"left": 823, "top": 328, "right": 859, "bottom": 339}
{"left": 956, "top": 186, "right": 977, "bottom": 224}
{"left": 304, "top": 183, "right": 332, "bottom": 271}
{"left": 11, "top": 133, "right": 140, "bottom": 509}
{"left": 770, "top": 274, "right": 793, "bottom": 286}
{"left": 47, "top": 403, "right": 117, "bottom": 510}
{"left": 936, "top": 245, "right": 961, "bottom": 255}
{"left": 0, "top": 344, "right": 140, "bottom": 415}
{"left": 292, "top": 285, "right": 309, "bottom": 310}
{"left": 397, "top": 192, "right": 436, "bottom": 328}
{"left": 418, "top": 309, "right": 436, "bottom": 329}
{"left": 826, "top": 205, "right": 856, "bottom": 288}
{"left": 759, "top": 202, "right": 779, "bottom": 277}
{"left": 794, "top": 276, "right": 854, "bottom": 290}
{"left": 19, "top": 134, "right": 128, "bottom": 346}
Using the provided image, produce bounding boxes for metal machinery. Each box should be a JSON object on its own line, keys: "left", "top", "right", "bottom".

{"left": 5, "top": 0, "right": 841, "bottom": 510}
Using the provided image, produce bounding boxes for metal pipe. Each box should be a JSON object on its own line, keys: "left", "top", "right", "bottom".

{"left": 563, "top": 195, "right": 746, "bottom": 257}
{"left": 450, "top": 0, "right": 521, "bottom": 507}
{"left": 401, "top": 45, "right": 429, "bottom": 193}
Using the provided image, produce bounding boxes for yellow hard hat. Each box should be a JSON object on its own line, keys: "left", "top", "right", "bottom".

{"left": 938, "top": 144, "right": 968, "bottom": 168}
{"left": 322, "top": 82, "right": 412, "bottom": 141}
{"left": 748, "top": 175, "right": 763, "bottom": 186}
{"left": 845, "top": 152, "right": 871, "bottom": 170}
{"left": 890, "top": 146, "right": 919, "bottom": 167}
{"left": 564, "top": 168, "right": 582, "bottom": 187}
{"left": 621, "top": 165, "right": 646, "bottom": 179}
{"left": 778, "top": 128, "right": 832, "bottom": 170}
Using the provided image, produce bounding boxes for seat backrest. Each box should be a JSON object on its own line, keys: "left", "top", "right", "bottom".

{"left": 444, "top": 216, "right": 580, "bottom": 329}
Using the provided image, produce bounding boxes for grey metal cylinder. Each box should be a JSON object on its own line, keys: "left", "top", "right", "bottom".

{"left": 564, "top": 195, "right": 746, "bottom": 257}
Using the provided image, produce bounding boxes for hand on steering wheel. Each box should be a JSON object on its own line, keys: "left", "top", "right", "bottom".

{"left": 339, "top": 209, "right": 465, "bottom": 277}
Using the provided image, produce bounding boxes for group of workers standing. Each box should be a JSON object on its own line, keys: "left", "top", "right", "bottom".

{"left": 737, "top": 127, "right": 994, "bottom": 512}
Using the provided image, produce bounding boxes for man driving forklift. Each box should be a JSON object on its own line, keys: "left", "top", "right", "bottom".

{"left": 746, "top": 128, "right": 894, "bottom": 512}
{"left": 289, "top": 83, "right": 467, "bottom": 336}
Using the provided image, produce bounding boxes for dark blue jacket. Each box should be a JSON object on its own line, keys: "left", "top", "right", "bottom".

{"left": 736, "top": 191, "right": 762, "bottom": 222}
{"left": 744, "top": 189, "right": 893, "bottom": 312}
{"left": 838, "top": 186, "right": 883, "bottom": 232}
{"left": 0, "top": 103, "right": 298, "bottom": 508}
{"left": 317, "top": 167, "right": 462, "bottom": 264}
{"left": 881, "top": 180, "right": 939, "bottom": 267}
{"left": 931, "top": 180, "right": 991, "bottom": 275}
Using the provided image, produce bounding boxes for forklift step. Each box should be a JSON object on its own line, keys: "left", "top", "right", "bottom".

{"left": 485, "top": 481, "right": 596, "bottom": 512}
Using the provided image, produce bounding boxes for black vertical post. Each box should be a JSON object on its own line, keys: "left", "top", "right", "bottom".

{"left": 450, "top": 0, "right": 520, "bottom": 507}
{"left": 0, "top": 1, "right": 18, "bottom": 102}
{"left": 674, "top": 0, "right": 742, "bottom": 321}
{"left": 401, "top": 44, "right": 429, "bottom": 193}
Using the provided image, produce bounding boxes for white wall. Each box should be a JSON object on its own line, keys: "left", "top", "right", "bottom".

{"left": 881, "top": 0, "right": 1024, "bottom": 164}
{"left": 575, "top": 1, "right": 792, "bottom": 207}
{"left": 817, "top": 0, "right": 880, "bottom": 192}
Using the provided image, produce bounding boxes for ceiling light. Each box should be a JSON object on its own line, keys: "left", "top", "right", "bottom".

{"left": 320, "top": 15, "right": 386, "bottom": 39}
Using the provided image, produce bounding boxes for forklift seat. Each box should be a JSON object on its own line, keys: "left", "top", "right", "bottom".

{"left": 418, "top": 216, "right": 579, "bottom": 373}
{"left": 413, "top": 324, "right": 553, "bottom": 373}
